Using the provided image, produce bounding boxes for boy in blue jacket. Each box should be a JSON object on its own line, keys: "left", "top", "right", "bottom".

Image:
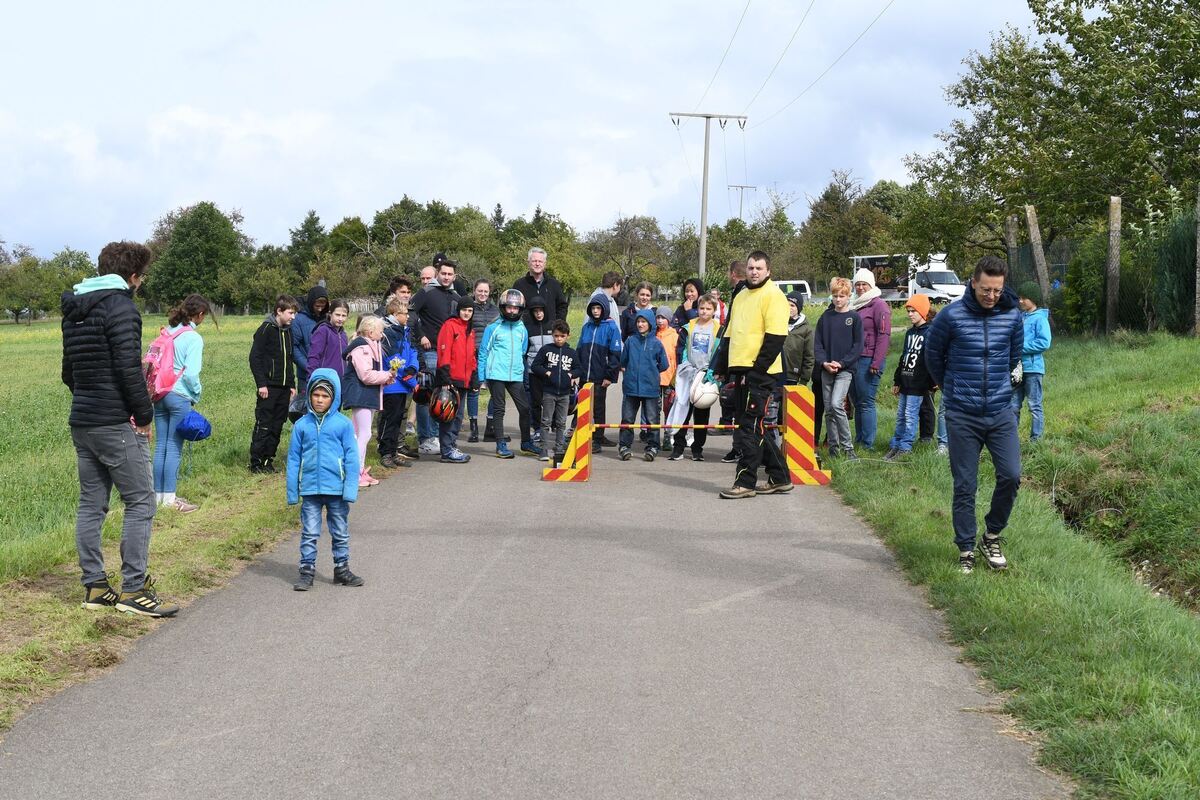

{"left": 577, "top": 294, "right": 623, "bottom": 452}
{"left": 619, "top": 308, "right": 669, "bottom": 461}
{"left": 1012, "top": 283, "right": 1051, "bottom": 441}
{"left": 286, "top": 368, "right": 363, "bottom": 591}
{"left": 378, "top": 297, "right": 420, "bottom": 468}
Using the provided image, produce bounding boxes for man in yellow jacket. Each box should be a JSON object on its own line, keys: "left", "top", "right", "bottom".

{"left": 712, "top": 250, "right": 792, "bottom": 499}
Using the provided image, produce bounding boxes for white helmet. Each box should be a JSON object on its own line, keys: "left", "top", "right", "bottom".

{"left": 690, "top": 379, "right": 720, "bottom": 409}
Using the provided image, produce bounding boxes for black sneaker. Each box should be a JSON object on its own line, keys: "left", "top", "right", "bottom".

{"left": 721, "top": 449, "right": 742, "bottom": 463}
{"left": 115, "top": 576, "right": 179, "bottom": 618}
{"left": 597, "top": 435, "right": 617, "bottom": 447}
{"left": 844, "top": 449, "right": 859, "bottom": 461}
{"left": 643, "top": 449, "right": 656, "bottom": 462}
{"left": 262, "top": 459, "right": 278, "bottom": 474}
{"left": 81, "top": 577, "right": 119, "bottom": 610}
{"left": 668, "top": 449, "right": 686, "bottom": 461}
{"left": 591, "top": 440, "right": 602, "bottom": 454}
{"left": 979, "top": 534, "right": 1008, "bottom": 570}
{"left": 618, "top": 448, "right": 632, "bottom": 461}
{"left": 959, "top": 551, "right": 975, "bottom": 574}
{"left": 293, "top": 564, "right": 315, "bottom": 591}
{"left": 691, "top": 452, "right": 705, "bottom": 462}
{"left": 333, "top": 563, "right": 364, "bottom": 587}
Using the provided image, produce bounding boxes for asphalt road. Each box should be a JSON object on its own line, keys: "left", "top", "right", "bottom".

{"left": 0, "top": 396, "right": 1066, "bottom": 798}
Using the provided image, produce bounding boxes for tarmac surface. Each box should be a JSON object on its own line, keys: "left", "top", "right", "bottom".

{"left": 0, "top": 394, "right": 1067, "bottom": 798}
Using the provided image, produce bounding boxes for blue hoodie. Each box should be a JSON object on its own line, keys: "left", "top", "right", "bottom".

{"left": 381, "top": 316, "right": 419, "bottom": 395}
{"left": 480, "top": 317, "right": 529, "bottom": 382}
{"left": 286, "top": 368, "right": 359, "bottom": 504}
{"left": 578, "top": 295, "right": 623, "bottom": 384}
{"left": 620, "top": 308, "right": 669, "bottom": 398}
{"left": 1020, "top": 307, "right": 1051, "bottom": 375}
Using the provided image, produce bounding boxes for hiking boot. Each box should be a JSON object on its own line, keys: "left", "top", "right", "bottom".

{"left": 81, "top": 577, "right": 119, "bottom": 610}
{"left": 520, "top": 441, "right": 543, "bottom": 457}
{"left": 333, "top": 563, "right": 364, "bottom": 587}
{"left": 398, "top": 443, "right": 419, "bottom": 460}
{"left": 468, "top": 418, "right": 480, "bottom": 443}
{"left": 390, "top": 450, "right": 413, "bottom": 467}
{"left": 379, "top": 452, "right": 399, "bottom": 469}
{"left": 844, "top": 449, "right": 859, "bottom": 461}
{"left": 441, "top": 450, "right": 471, "bottom": 463}
{"left": 756, "top": 480, "right": 794, "bottom": 495}
{"left": 719, "top": 485, "right": 757, "bottom": 500}
{"left": 883, "top": 447, "right": 899, "bottom": 461}
{"left": 959, "top": 551, "right": 975, "bottom": 574}
{"left": 293, "top": 564, "right": 315, "bottom": 591}
{"left": 721, "top": 449, "right": 741, "bottom": 463}
{"left": 496, "top": 442, "right": 514, "bottom": 459}
{"left": 618, "top": 447, "right": 632, "bottom": 461}
{"left": 173, "top": 497, "right": 199, "bottom": 513}
{"left": 979, "top": 533, "right": 1008, "bottom": 570}
{"left": 483, "top": 418, "right": 496, "bottom": 441}
{"left": 691, "top": 452, "right": 705, "bottom": 462}
{"left": 936, "top": 443, "right": 949, "bottom": 456}
{"left": 643, "top": 449, "right": 656, "bottom": 462}
{"left": 115, "top": 576, "right": 179, "bottom": 618}
{"left": 668, "top": 448, "right": 686, "bottom": 461}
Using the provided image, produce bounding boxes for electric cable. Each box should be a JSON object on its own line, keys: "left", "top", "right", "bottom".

{"left": 743, "top": 0, "right": 817, "bottom": 112}
{"left": 694, "top": 0, "right": 753, "bottom": 112}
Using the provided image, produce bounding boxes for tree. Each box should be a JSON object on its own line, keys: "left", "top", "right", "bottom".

{"left": 287, "top": 210, "right": 327, "bottom": 281}
{"left": 145, "top": 202, "right": 246, "bottom": 305}
{"left": 793, "top": 171, "right": 888, "bottom": 284}
{"left": 584, "top": 215, "right": 668, "bottom": 289}
{"left": 490, "top": 203, "right": 506, "bottom": 232}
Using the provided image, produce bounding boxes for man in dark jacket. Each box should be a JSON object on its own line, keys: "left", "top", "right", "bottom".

{"left": 712, "top": 252, "right": 791, "bottom": 499}
{"left": 511, "top": 247, "right": 569, "bottom": 323}
{"left": 249, "top": 295, "right": 299, "bottom": 472}
{"left": 925, "top": 255, "right": 1024, "bottom": 574}
{"left": 410, "top": 259, "right": 462, "bottom": 453}
{"left": 290, "top": 284, "right": 329, "bottom": 421}
{"left": 61, "top": 241, "right": 177, "bottom": 617}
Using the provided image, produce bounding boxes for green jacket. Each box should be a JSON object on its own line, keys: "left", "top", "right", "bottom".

{"left": 782, "top": 314, "right": 815, "bottom": 385}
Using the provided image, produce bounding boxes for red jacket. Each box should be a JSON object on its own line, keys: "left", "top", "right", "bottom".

{"left": 436, "top": 317, "right": 477, "bottom": 388}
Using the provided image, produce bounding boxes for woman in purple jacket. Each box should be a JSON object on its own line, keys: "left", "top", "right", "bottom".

{"left": 306, "top": 300, "right": 350, "bottom": 377}
{"left": 849, "top": 268, "right": 891, "bottom": 450}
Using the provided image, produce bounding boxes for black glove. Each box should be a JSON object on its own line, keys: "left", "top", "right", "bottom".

{"left": 436, "top": 365, "right": 451, "bottom": 386}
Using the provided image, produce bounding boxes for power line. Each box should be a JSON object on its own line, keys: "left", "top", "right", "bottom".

{"left": 672, "top": 117, "right": 701, "bottom": 194}
{"left": 742, "top": 0, "right": 817, "bottom": 113}
{"left": 693, "top": 0, "right": 753, "bottom": 112}
{"left": 752, "top": 0, "right": 897, "bottom": 130}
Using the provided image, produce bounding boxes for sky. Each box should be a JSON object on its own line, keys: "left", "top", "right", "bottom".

{"left": 0, "top": 0, "right": 1036, "bottom": 259}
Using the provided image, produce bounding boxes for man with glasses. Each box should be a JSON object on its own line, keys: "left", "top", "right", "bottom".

{"left": 925, "top": 256, "right": 1024, "bottom": 575}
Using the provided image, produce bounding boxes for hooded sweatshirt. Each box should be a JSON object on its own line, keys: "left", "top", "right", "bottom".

{"left": 436, "top": 316, "right": 477, "bottom": 388}
{"left": 307, "top": 319, "right": 349, "bottom": 377}
{"left": 523, "top": 298, "right": 555, "bottom": 372}
{"left": 892, "top": 322, "right": 933, "bottom": 395}
{"left": 164, "top": 321, "right": 204, "bottom": 403}
{"left": 1020, "top": 307, "right": 1051, "bottom": 375}
{"left": 382, "top": 316, "right": 420, "bottom": 395}
{"left": 341, "top": 335, "right": 394, "bottom": 410}
{"left": 481, "top": 315, "right": 529, "bottom": 382}
{"left": 286, "top": 368, "right": 359, "bottom": 504}
{"left": 60, "top": 273, "right": 153, "bottom": 428}
{"left": 577, "top": 296, "right": 623, "bottom": 384}
{"left": 656, "top": 309, "right": 681, "bottom": 386}
{"left": 620, "top": 308, "right": 669, "bottom": 398}
{"left": 249, "top": 312, "right": 296, "bottom": 389}
{"left": 531, "top": 341, "right": 582, "bottom": 396}
{"left": 292, "top": 285, "right": 329, "bottom": 379}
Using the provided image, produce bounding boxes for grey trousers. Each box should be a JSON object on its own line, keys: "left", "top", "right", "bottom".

{"left": 71, "top": 424, "right": 156, "bottom": 592}
{"left": 821, "top": 370, "right": 854, "bottom": 453}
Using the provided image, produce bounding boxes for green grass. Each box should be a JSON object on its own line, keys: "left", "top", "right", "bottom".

{"left": 831, "top": 315, "right": 1200, "bottom": 798}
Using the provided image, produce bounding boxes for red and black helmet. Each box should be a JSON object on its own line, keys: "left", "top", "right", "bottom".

{"left": 429, "top": 386, "right": 459, "bottom": 423}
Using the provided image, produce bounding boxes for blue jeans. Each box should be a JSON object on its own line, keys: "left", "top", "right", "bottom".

{"left": 438, "top": 388, "right": 466, "bottom": 456}
{"left": 946, "top": 408, "right": 1021, "bottom": 552}
{"left": 936, "top": 392, "right": 948, "bottom": 446}
{"left": 889, "top": 393, "right": 924, "bottom": 452}
{"left": 152, "top": 391, "right": 192, "bottom": 493}
{"left": 416, "top": 351, "right": 439, "bottom": 440}
{"left": 620, "top": 395, "right": 660, "bottom": 451}
{"left": 1011, "top": 373, "right": 1044, "bottom": 440}
{"left": 852, "top": 360, "right": 884, "bottom": 449}
{"left": 299, "top": 495, "right": 350, "bottom": 566}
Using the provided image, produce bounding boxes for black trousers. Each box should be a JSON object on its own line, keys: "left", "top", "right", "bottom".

{"left": 250, "top": 386, "right": 290, "bottom": 465}
{"left": 591, "top": 381, "right": 609, "bottom": 439}
{"left": 732, "top": 371, "right": 788, "bottom": 489}
{"left": 671, "top": 404, "right": 710, "bottom": 455}
{"left": 812, "top": 375, "right": 825, "bottom": 445}
{"left": 919, "top": 391, "right": 935, "bottom": 440}
{"left": 377, "top": 392, "right": 410, "bottom": 455}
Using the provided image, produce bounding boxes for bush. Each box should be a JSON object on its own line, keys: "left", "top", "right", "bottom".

{"left": 1154, "top": 213, "right": 1197, "bottom": 334}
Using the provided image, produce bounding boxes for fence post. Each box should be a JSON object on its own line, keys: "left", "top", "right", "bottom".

{"left": 1023, "top": 205, "right": 1051, "bottom": 304}
{"left": 1106, "top": 196, "right": 1122, "bottom": 335}
{"left": 1194, "top": 183, "right": 1200, "bottom": 337}
{"left": 1004, "top": 214, "right": 1019, "bottom": 270}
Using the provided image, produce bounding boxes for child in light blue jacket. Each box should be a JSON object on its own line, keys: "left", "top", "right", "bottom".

{"left": 287, "top": 368, "right": 363, "bottom": 591}
{"left": 1012, "top": 282, "right": 1051, "bottom": 441}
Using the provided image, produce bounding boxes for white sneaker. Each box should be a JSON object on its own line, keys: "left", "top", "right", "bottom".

{"left": 418, "top": 438, "right": 439, "bottom": 455}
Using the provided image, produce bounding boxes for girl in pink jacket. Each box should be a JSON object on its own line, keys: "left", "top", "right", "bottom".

{"left": 342, "top": 316, "right": 397, "bottom": 486}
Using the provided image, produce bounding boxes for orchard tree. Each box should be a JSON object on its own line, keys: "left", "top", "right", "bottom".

{"left": 145, "top": 202, "right": 246, "bottom": 305}
{"left": 287, "top": 210, "right": 327, "bottom": 281}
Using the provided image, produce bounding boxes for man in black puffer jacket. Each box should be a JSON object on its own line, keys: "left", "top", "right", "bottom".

{"left": 61, "top": 241, "right": 177, "bottom": 618}
{"left": 925, "top": 255, "right": 1024, "bottom": 575}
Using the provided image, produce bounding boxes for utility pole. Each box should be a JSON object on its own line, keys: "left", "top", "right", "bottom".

{"left": 728, "top": 184, "right": 757, "bottom": 221}
{"left": 670, "top": 112, "right": 747, "bottom": 281}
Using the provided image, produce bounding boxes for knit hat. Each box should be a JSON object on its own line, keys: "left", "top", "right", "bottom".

{"left": 656, "top": 306, "right": 673, "bottom": 320}
{"left": 905, "top": 294, "right": 931, "bottom": 321}
{"left": 1017, "top": 281, "right": 1043, "bottom": 305}
{"left": 786, "top": 291, "right": 807, "bottom": 312}
{"left": 852, "top": 267, "right": 877, "bottom": 289}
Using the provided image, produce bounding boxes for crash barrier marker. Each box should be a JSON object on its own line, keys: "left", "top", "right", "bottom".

{"left": 541, "top": 382, "right": 592, "bottom": 481}
{"left": 783, "top": 385, "right": 832, "bottom": 485}
{"left": 542, "top": 382, "right": 831, "bottom": 486}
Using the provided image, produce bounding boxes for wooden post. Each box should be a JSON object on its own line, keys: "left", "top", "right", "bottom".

{"left": 1194, "top": 183, "right": 1200, "bottom": 336}
{"left": 1003, "top": 214, "right": 1019, "bottom": 270}
{"left": 1106, "top": 196, "right": 1121, "bottom": 335}
{"left": 1023, "top": 205, "right": 1051, "bottom": 304}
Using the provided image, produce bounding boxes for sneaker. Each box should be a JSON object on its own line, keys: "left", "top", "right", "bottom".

{"left": 619, "top": 448, "right": 632, "bottom": 461}
{"left": 293, "top": 564, "right": 315, "bottom": 591}
{"left": 597, "top": 435, "right": 617, "bottom": 447}
{"left": 721, "top": 449, "right": 741, "bottom": 463}
{"left": 883, "top": 447, "right": 900, "bottom": 461}
{"left": 756, "top": 480, "right": 794, "bottom": 495}
{"left": 643, "top": 449, "right": 656, "bottom": 462}
{"left": 591, "top": 440, "right": 602, "bottom": 454}
{"left": 959, "top": 551, "right": 975, "bottom": 574}
{"left": 363, "top": 467, "right": 379, "bottom": 485}
{"left": 379, "top": 453, "right": 398, "bottom": 469}
{"left": 979, "top": 534, "right": 1008, "bottom": 570}
{"left": 691, "top": 452, "right": 705, "bottom": 462}
{"left": 115, "top": 576, "right": 179, "bottom": 618}
{"left": 668, "top": 449, "right": 686, "bottom": 461}
{"left": 418, "top": 438, "right": 440, "bottom": 455}
{"left": 172, "top": 497, "right": 199, "bottom": 513}
{"left": 81, "top": 577, "right": 119, "bottom": 610}
{"left": 262, "top": 459, "right": 278, "bottom": 474}
{"left": 520, "top": 441, "right": 543, "bottom": 457}
{"left": 496, "top": 442, "right": 515, "bottom": 459}
{"left": 538, "top": 453, "right": 551, "bottom": 462}
{"left": 936, "top": 443, "right": 949, "bottom": 456}
{"left": 440, "top": 450, "right": 471, "bottom": 463}
{"left": 719, "top": 485, "right": 757, "bottom": 500}
{"left": 359, "top": 474, "right": 373, "bottom": 488}
{"left": 844, "top": 449, "right": 859, "bottom": 461}
{"left": 333, "top": 563, "right": 364, "bottom": 587}
{"left": 398, "top": 443, "right": 419, "bottom": 460}
{"left": 404, "top": 422, "right": 416, "bottom": 436}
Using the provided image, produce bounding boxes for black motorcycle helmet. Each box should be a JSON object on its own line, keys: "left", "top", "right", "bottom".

{"left": 499, "top": 289, "right": 525, "bottom": 322}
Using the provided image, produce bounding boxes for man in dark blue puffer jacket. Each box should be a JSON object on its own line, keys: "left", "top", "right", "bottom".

{"left": 925, "top": 255, "right": 1024, "bottom": 575}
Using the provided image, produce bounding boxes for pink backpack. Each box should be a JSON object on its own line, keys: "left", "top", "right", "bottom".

{"left": 143, "top": 327, "right": 192, "bottom": 402}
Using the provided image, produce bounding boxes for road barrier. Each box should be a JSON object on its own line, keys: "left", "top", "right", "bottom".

{"left": 542, "top": 383, "right": 831, "bottom": 485}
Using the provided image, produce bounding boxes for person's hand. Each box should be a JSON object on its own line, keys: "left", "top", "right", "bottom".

{"left": 870, "top": 367, "right": 881, "bottom": 376}
{"left": 683, "top": 297, "right": 694, "bottom": 311}
{"left": 289, "top": 388, "right": 297, "bottom": 399}
{"left": 823, "top": 363, "right": 837, "bottom": 374}
{"left": 601, "top": 379, "right": 612, "bottom": 387}
{"left": 1011, "top": 363, "right": 1023, "bottom": 386}
{"left": 420, "top": 336, "right": 431, "bottom": 350}
{"left": 135, "top": 423, "right": 152, "bottom": 438}
{"left": 891, "top": 385, "right": 900, "bottom": 396}
{"left": 258, "top": 386, "right": 268, "bottom": 399}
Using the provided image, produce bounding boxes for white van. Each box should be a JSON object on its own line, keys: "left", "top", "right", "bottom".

{"left": 773, "top": 279, "right": 813, "bottom": 302}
